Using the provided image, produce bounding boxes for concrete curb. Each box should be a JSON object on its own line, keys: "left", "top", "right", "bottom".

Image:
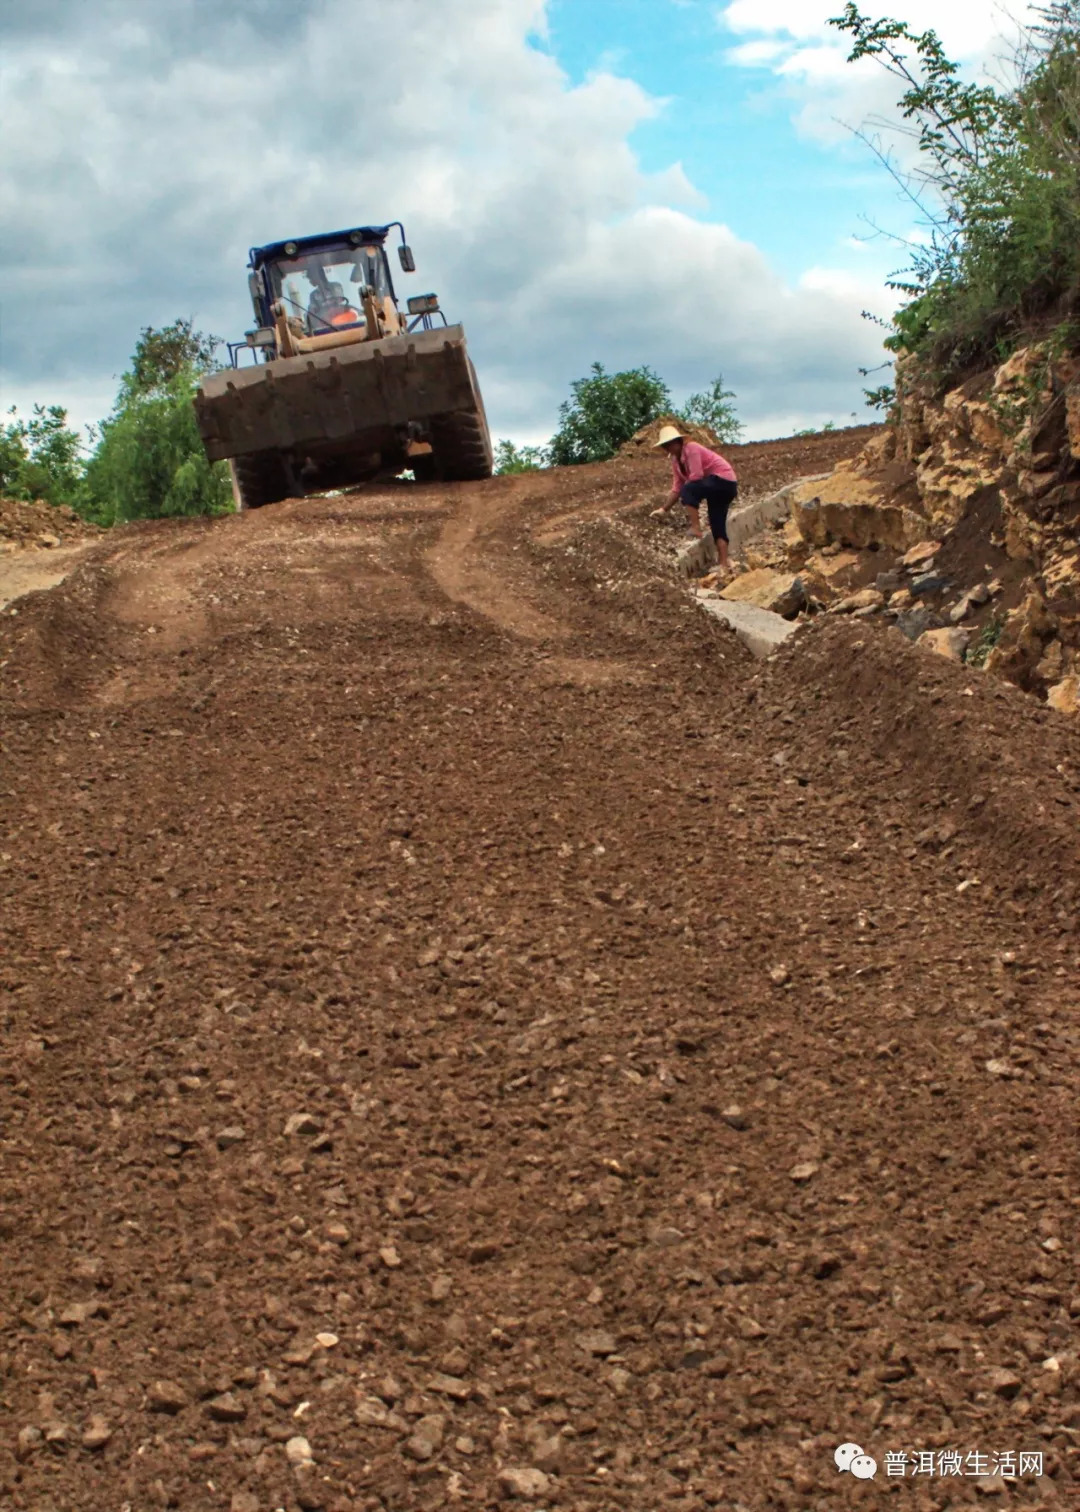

{"left": 695, "top": 595, "right": 801, "bottom": 658}
{"left": 727, "top": 472, "right": 832, "bottom": 552}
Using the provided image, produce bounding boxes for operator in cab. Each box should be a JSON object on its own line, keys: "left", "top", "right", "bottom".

{"left": 650, "top": 424, "right": 738, "bottom": 574}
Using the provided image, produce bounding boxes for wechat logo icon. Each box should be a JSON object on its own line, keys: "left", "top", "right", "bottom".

{"left": 835, "top": 1441, "right": 878, "bottom": 1480}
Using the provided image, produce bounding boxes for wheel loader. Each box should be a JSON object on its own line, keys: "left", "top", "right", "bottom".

{"left": 194, "top": 222, "right": 493, "bottom": 509}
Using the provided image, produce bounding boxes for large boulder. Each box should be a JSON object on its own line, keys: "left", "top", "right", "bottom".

{"left": 790, "top": 467, "right": 927, "bottom": 551}
{"left": 719, "top": 568, "right": 806, "bottom": 619}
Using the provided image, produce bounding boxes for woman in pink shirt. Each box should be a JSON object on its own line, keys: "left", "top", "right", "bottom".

{"left": 650, "top": 424, "right": 738, "bottom": 571}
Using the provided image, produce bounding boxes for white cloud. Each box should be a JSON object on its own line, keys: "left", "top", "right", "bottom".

{"left": 1, "top": 0, "right": 890, "bottom": 444}
{"left": 719, "top": 0, "right": 1035, "bottom": 151}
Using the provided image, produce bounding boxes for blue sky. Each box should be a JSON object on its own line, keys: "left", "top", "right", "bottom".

{"left": 544, "top": 0, "right": 909, "bottom": 283}
{"left": 1, "top": 0, "right": 1033, "bottom": 444}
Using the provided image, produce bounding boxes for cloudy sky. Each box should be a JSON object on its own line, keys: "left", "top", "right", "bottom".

{"left": 0, "top": 0, "right": 1034, "bottom": 444}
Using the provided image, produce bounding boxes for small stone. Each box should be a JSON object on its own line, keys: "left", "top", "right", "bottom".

{"left": 896, "top": 606, "right": 945, "bottom": 640}
{"left": 721, "top": 1104, "right": 748, "bottom": 1130}
{"left": 968, "top": 582, "right": 991, "bottom": 604}
{"left": 984, "top": 1060, "right": 1016, "bottom": 1079}
{"left": 736, "top": 1316, "right": 767, "bottom": 1339}
{"left": 81, "top": 1414, "right": 112, "bottom": 1450}
{"left": 216, "top": 1126, "right": 246, "bottom": 1150}
{"left": 974, "top": 1475, "right": 1008, "bottom": 1496}
{"left": 294, "top": 1463, "right": 325, "bottom": 1511}
{"left": 986, "top": 1367, "right": 1022, "bottom": 1399}
{"left": 576, "top": 1328, "right": 617, "bottom": 1357}
{"left": 651, "top": 1227, "right": 685, "bottom": 1248}
{"left": 326, "top": 1223, "right": 351, "bottom": 1246}
{"left": 286, "top": 1434, "right": 314, "bottom": 1467}
{"left": 497, "top": 1466, "right": 551, "bottom": 1500}
{"left": 405, "top": 1413, "right": 446, "bottom": 1461}
{"left": 315, "top": 1331, "right": 339, "bottom": 1348}
{"left": 59, "top": 1300, "right": 97, "bottom": 1326}
{"left": 608, "top": 1367, "right": 632, "bottom": 1395}
{"left": 949, "top": 596, "right": 973, "bottom": 623}
{"left": 455, "top": 1435, "right": 476, "bottom": 1454}
{"left": 768, "top": 964, "right": 790, "bottom": 985}
{"left": 466, "top": 1240, "right": 500, "bottom": 1263}
{"left": 284, "top": 1113, "right": 322, "bottom": 1137}
{"left": 901, "top": 539, "right": 942, "bottom": 568}
{"left": 52, "top": 1333, "right": 73, "bottom": 1359}
{"left": 437, "top": 1348, "right": 469, "bottom": 1382}
{"left": 918, "top": 625, "right": 969, "bottom": 661}
{"left": 148, "top": 1379, "right": 189, "bottom": 1414}
{"left": 206, "top": 1392, "right": 246, "bottom": 1422}
{"left": 910, "top": 572, "right": 951, "bottom": 597}
{"left": 428, "top": 1372, "right": 471, "bottom": 1400}
{"left": 831, "top": 587, "right": 885, "bottom": 614}
{"left": 231, "top": 1495, "right": 260, "bottom": 1512}
{"left": 16, "top": 1425, "right": 43, "bottom": 1461}
{"left": 790, "top": 1162, "right": 819, "bottom": 1183}
{"left": 379, "top": 1243, "right": 401, "bottom": 1268}
{"left": 430, "top": 1273, "right": 453, "bottom": 1302}
{"left": 355, "top": 1395, "right": 407, "bottom": 1431}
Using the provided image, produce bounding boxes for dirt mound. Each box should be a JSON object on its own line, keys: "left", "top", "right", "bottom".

{"left": 619, "top": 413, "right": 724, "bottom": 453}
{"left": 0, "top": 495, "right": 102, "bottom": 549}
{"left": 2, "top": 447, "right": 1077, "bottom": 1510}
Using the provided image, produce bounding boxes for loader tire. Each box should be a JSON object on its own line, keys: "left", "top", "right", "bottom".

{"left": 430, "top": 409, "right": 494, "bottom": 480}
{"left": 430, "top": 362, "right": 494, "bottom": 481}
{"left": 230, "top": 452, "right": 292, "bottom": 511}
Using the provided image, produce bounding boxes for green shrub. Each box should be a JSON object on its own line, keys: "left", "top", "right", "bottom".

{"left": 82, "top": 370, "right": 232, "bottom": 525}
{"left": 494, "top": 439, "right": 546, "bottom": 474}
{"left": 0, "top": 404, "right": 85, "bottom": 507}
{"left": 548, "top": 363, "right": 672, "bottom": 466}
{"left": 833, "top": 2, "right": 1080, "bottom": 378}
{"left": 679, "top": 375, "right": 744, "bottom": 442}
{"left": 81, "top": 321, "right": 232, "bottom": 523}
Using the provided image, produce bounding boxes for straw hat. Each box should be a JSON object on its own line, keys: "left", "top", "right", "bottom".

{"left": 652, "top": 424, "right": 685, "bottom": 448}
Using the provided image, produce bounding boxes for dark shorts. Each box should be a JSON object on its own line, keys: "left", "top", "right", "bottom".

{"left": 680, "top": 476, "right": 737, "bottom": 541}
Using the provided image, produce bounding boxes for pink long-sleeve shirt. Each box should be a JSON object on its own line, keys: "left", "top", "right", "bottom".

{"left": 669, "top": 440, "right": 737, "bottom": 495}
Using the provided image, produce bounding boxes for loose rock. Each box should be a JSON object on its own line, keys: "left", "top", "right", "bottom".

{"left": 497, "top": 1467, "right": 552, "bottom": 1500}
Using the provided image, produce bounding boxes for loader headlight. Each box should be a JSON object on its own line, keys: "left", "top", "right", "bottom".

{"left": 407, "top": 293, "right": 440, "bottom": 315}
{"left": 283, "top": 241, "right": 298, "bottom": 256}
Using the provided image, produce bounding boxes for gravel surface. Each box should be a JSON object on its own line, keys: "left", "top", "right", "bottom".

{"left": 2, "top": 432, "right": 1078, "bottom": 1511}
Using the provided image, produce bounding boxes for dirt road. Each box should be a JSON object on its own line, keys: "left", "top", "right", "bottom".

{"left": 2, "top": 433, "right": 1078, "bottom": 1511}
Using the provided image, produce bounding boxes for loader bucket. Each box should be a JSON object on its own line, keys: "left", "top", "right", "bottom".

{"left": 195, "top": 324, "right": 479, "bottom": 465}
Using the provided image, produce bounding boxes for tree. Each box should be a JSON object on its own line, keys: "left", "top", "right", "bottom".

{"left": 122, "top": 319, "right": 221, "bottom": 399}
{"left": 82, "top": 321, "right": 232, "bottom": 523}
{"left": 548, "top": 363, "right": 671, "bottom": 466}
{"left": 493, "top": 439, "right": 546, "bottom": 474}
{"left": 679, "top": 375, "right": 744, "bottom": 443}
{"left": 0, "top": 404, "right": 85, "bottom": 507}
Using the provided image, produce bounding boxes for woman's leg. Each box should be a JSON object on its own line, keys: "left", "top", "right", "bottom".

{"left": 679, "top": 481, "right": 709, "bottom": 539}
{"left": 705, "top": 480, "right": 738, "bottom": 570}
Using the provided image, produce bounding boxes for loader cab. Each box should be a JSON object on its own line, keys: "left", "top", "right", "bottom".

{"left": 245, "top": 224, "right": 413, "bottom": 360}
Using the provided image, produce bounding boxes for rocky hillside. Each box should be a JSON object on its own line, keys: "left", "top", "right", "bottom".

{"left": 712, "top": 340, "right": 1080, "bottom": 716}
